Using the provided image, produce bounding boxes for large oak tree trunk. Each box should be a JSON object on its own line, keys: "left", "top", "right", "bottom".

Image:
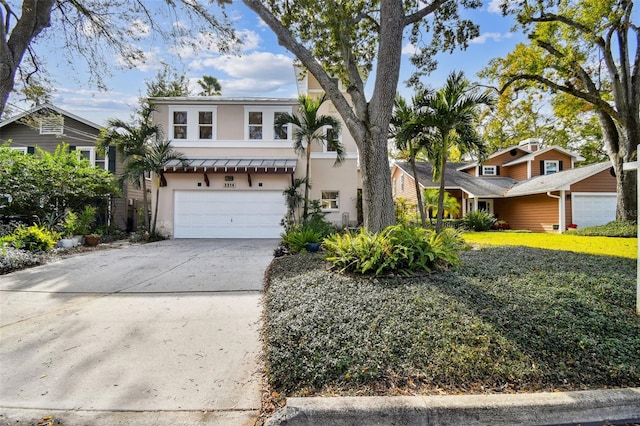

{"left": 0, "top": 1, "right": 54, "bottom": 117}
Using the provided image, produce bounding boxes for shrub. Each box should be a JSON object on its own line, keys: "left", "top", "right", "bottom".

{"left": 462, "top": 210, "right": 496, "bottom": 231}
{"left": 3, "top": 224, "right": 59, "bottom": 252}
{"left": 323, "top": 224, "right": 466, "bottom": 276}
{"left": 0, "top": 247, "right": 40, "bottom": 274}
{"left": 567, "top": 221, "right": 637, "bottom": 238}
{"left": 281, "top": 225, "right": 323, "bottom": 253}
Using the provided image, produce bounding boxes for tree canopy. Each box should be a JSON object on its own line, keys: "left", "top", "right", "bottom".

{"left": 482, "top": 0, "right": 638, "bottom": 221}
{"left": 243, "top": 0, "right": 483, "bottom": 231}
{"left": 0, "top": 0, "right": 234, "bottom": 118}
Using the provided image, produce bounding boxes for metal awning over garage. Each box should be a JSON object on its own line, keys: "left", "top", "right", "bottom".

{"left": 163, "top": 158, "right": 297, "bottom": 174}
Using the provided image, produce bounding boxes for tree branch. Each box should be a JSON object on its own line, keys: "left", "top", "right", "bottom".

{"left": 404, "top": 0, "right": 448, "bottom": 26}
{"left": 241, "top": 0, "right": 362, "bottom": 137}
{"left": 500, "top": 73, "right": 620, "bottom": 121}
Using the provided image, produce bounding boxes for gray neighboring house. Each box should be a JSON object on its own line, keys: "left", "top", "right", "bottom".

{"left": 0, "top": 103, "right": 143, "bottom": 231}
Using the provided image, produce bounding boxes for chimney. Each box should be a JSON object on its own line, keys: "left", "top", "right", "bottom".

{"left": 518, "top": 138, "right": 541, "bottom": 152}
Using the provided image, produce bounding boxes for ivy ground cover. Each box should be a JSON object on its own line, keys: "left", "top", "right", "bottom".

{"left": 264, "top": 247, "right": 640, "bottom": 396}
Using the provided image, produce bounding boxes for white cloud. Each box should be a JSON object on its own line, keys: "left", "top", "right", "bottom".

{"left": 470, "top": 32, "right": 514, "bottom": 44}
{"left": 128, "top": 19, "right": 151, "bottom": 38}
{"left": 115, "top": 47, "right": 164, "bottom": 72}
{"left": 191, "top": 51, "right": 296, "bottom": 97}
{"left": 169, "top": 29, "right": 260, "bottom": 60}
{"left": 401, "top": 43, "right": 419, "bottom": 55}
{"left": 488, "top": 0, "right": 518, "bottom": 14}
{"left": 199, "top": 52, "right": 294, "bottom": 80}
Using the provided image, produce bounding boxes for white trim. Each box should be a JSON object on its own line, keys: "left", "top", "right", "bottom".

{"left": 243, "top": 106, "right": 293, "bottom": 141}
{"left": 527, "top": 161, "right": 532, "bottom": 179}
{"left": 321, "top": 190, "right": 340, "bottom": 211}
{"left": 10, "top": 147, "right": 27, "bottom": 154}
{"left": 168, "top": 106, "right": 218, "bottom": 142}
{"left": 543, "top": 160, "right": 560, "bottom": 175}
{"left": 482, "top": 165, "right": 497, "bottom": 176}
{"left": 311, "top": 152, "right": 358, "bottom": 160}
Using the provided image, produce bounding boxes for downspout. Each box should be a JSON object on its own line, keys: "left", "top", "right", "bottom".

{"left": 546, "top": 191, "right": 566, "bottom": 233}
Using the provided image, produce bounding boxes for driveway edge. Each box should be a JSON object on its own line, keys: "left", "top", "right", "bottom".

{"left": 266, "top": 388, "right": 640, "bottom": 425}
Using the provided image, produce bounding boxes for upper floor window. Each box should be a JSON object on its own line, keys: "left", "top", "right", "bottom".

{"left": 482, "top": 165, "right": 497, "bottom": 176}
{"left": 199, "top": 111, "right": 213, "bottom": 139}
{"left": 170, "top": 107, "right": 217, "bottom": 141}
{"left": 543, "top": 160, "right": 560, "bottom": 175}
{"left": 324, "top": 127, "right": 340, "bottom": 152}
{"left": 273, "top": 112, "right": 289, "bottom": 140}
{"left": 248, "top": 112, "right": 263, "bottom": 139}
{"left": 40, "top": 115, "right": 64, "bottom": 135}
{"left": 76, "top": 147, "right": 107, "bottom": 169}
{"left": 245, "top": 107, "right": 293, "bottom": 141}
{"left": 173, "top": 111, "right": 188, "bottom": 139}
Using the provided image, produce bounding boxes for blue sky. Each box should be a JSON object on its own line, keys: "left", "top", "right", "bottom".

{"left": 11, "top": 0, "right": 524, "bottom": 126}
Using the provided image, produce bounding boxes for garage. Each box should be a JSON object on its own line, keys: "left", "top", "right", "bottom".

{"left": 571, "top": 192, "right": 617, "bottom": 229}
{"left": 174, "top": 190, "right": 286, "bottom": 238}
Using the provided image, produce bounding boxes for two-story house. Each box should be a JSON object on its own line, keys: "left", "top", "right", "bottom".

{"left": 0, "top": 103, "right": 142, "bottom": 231}
{"left": 392, "top": 138, "right": 617, "bottom": 232}
{"left": 148, "top": 74, "right": 361, "bottom": 238}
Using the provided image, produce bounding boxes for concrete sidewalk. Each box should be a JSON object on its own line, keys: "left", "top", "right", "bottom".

{"left": 267, "top": 388, "right": 640, "bottom": 425}
{"left": 0, "top": 239, "right": 277, "bottom": 426}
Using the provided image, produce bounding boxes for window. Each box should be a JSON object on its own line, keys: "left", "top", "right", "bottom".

{"left": 249, "top": 111, "right": 263, "bottom": 139}
{"left": 482, "top": 165, "right": 497, "bottom": 176}
{"left": 169, "top": 107, "right": 217, "bottom": 141}
{"left": 544, "top": 160, "right": 560, "bottom": 175}
{"left": 324, "top": 127, "right": 339, "bottom": 152}
{"left": 40, "top": 115, "right": 64, "bottom": 135}
{"left": 173, "top": 111, "right": 187, "bottom": 139}
{"left": 245, "top": 107, "right": 294, "bottom": 141}
{"left": 273, "top": 112, "right": 288, "bottom": 140}
{"left": 10, "top": 147, "right": 28, "bottom": 154}
{"left": 321, "top": 191, "right": 340, "bottom": 210}
{"left": 199, "top": 111, "right": 213, "bottom": 139}
{"left": 76, "top": 147, "right": 107, "bottom": 169}
{"left": 400, "top": 175, "right": 405, "bottom": 192}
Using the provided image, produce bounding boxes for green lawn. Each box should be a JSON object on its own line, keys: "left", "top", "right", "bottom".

{"left": 463, "top": 231, "right": 638, "bottom": 259}
{"left": 264, "top": 246, "right": 640, "bottom": 397}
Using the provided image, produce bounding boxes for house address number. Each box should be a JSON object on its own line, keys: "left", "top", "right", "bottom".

{"left": 224, "top": 183, "right": 236, "bottom": 188}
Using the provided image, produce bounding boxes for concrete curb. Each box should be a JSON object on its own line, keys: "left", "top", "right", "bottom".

{"left": 266, "top": 388, "right": 640, "bottom": 425}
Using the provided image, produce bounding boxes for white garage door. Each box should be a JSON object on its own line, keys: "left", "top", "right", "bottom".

{"left": 174, "top": 190, "right": 286, "bottom": 238}
{"left": 571, "top": 193, "right": 617, "bottom": 229}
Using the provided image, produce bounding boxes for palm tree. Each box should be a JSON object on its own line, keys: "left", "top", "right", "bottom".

{"left": 97, "top": 103, "right": 158, "bottom": 231}
{"left": 141, "top": 139, "right": 187, "bottom": 235}
{"left": 275, "top": 94, "right": 344, "bottom": 222}
{"left": 415, "top": 71, "right": 494, "bottom": 233}
{"left": 390, "top": 93, "right": 431, "bottom": 228}
{"left": 197, "top": 75, "right": 222, "bottom": 96}
{"left": 423, "top": 188, "right": 460, "bottom": 225}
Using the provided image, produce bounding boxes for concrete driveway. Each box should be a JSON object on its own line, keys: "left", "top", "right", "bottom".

{"left": 0, "top": 239, "right": 278, "bottom": 425}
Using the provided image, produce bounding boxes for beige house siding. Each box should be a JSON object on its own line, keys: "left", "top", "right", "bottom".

{"left": 149, "top": 97, "right": 361, "bottom": 236}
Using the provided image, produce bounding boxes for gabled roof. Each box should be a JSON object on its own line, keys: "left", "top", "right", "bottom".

{"left": 395, "top": 160, "right": 613, "bottom": 199}
{"left": 395, "top": 162, "right": 517, "bottom": 198}
{"left": 457, "top": 145, "right": 530, "bottom": 171}
{"left": 505, "top": 162, "right": 612, "bottom": 197}
{"left": 502, "top": 145, "right": 585, "bottom": 166}
{"left": 0, "top": 103, "right": 102, "bottom": 130}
